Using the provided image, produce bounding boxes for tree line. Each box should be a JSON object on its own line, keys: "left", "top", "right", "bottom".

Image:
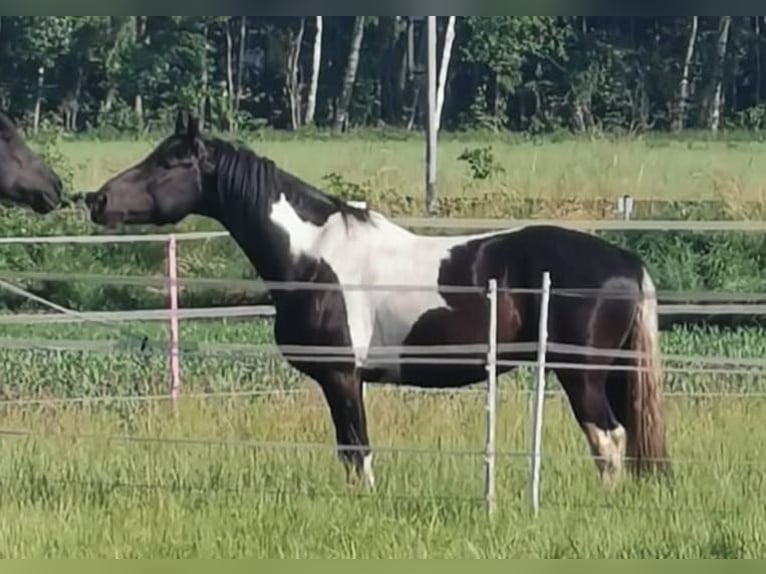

{"left": 0, "top": 16, "right": 763, "bottom": 136}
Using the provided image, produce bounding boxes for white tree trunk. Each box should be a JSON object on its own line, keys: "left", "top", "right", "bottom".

{"left": 674, "top": 16, "right": 698, "bottom": 132}
{"left": 199, "top": 21, "right": 209, "bottom": 129}
{"left": 286, "top": 18, "right": 305, "bottom": 130}
{"left": 304, "top": 16, "right": 322, "bottom": 126}
{"left": 434, "top": 16, "right": 456, "bottom": 133}
{"left": 134, "top": 16, "right": 147, "bottom": 123}
{"left": 710, "top": 16, "right": 732, "bottom": 132}
{"left": 756, "top": 17, "right": 762, "bottom": 104}
{"left": 33, "top": 66, "right": 44, "bottom": 134}
{"left": 225, "top": 18, "right": 234, "bottom": 131}
{"left": 334, "top": 16, "right": 365, "bottom": 132}
{"left": 235, "top": 16, "right": 246, "bottom": 117}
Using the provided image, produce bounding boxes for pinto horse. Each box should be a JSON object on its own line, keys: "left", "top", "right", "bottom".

{"left": 0, "top": 111, "right": 63, "bottom": 213}
{"left": 85, "top": 113, "right": 670, "bottom": 489}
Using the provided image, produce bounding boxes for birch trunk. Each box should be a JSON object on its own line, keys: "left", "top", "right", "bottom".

{"left": 235, "top": 16, "right": 246, "bottom": 116}
{"left": 756, "top": 17, "right": 762, "bottom": 104}
{"left": 225, "top": 18, "right": 234, "bottom": 131}
{"left": 304, "top": 16, "right": 322, "bottom": 126}
{"left": 407, "top": 17, "right": 415, "bottom": 80}
{"left": 334, "top": 16, "right": 365, "bottom": 132}
{"left": 200, "top": 21, "right": 209, "bottom": 129}
{"left": 710, "top": 16, "right": 732, "bottom": 132}
{"left": 33, "top": 66, "right": 44, "bottom": 134}
{"left": 134, "top": 16, "right": 147, "bottom": 123}
{"left": 286, "top": 18, "right": 305, "bottom": 130}
{"left": 673, "top": 16, "right": 698, "bottom": 132}
{"left": 434, "top": 16, "right": 456, "bottom": 132}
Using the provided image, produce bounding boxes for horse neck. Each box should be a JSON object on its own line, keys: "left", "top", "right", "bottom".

{"left": 201, "top": 150, "right": 340, "bottom": 289}
{"left": 201, "top": 168, "right": 294, "bottom": 285}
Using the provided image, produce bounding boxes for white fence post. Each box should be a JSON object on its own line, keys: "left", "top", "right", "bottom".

{"left": 530, "top": 271, "right": 551, "bottom": 516}
{"left": 167, "top": 234, "right": 181, "bottom": 403}
{"left": 484, "top": 278, "right": 498, "bottom": 517}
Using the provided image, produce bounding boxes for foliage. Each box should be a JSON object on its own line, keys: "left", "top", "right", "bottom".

{"left": 0, "top": 17, "right": 764, "bottom": 135}
{"left": 321, "top": 171, "right": 372, "bottom": 201}
{"left": 33, "top": 128, "right": 76, "bottom": 192}
{"left": 457, "top": 145, "right": 505, "bottom": 180}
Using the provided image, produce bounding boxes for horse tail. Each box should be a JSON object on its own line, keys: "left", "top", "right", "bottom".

{"left": 625, "top": 267, "right": 671, "bottom": 477}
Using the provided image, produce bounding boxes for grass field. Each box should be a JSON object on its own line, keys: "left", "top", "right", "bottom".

{"left": 3, "top": 133, "right": 766, "bottom": 556}
{"left": 0, "top": 318, "right": 764, "bottom": 557}
{"left": 0, "top": 391, "right": 764, "bottom": 558}
{"left": 48, "top": 133, "right": 766, "bottom": 205}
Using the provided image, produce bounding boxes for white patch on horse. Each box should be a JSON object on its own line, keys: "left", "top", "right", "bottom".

{"left": 269, "top": 194, "right": 515, "bottom": 381}
{"left": 363, "top": 452, "right": 375, "bottom": 490}
{"left": 584, "top": 422, "right": 625, "bottom": 488}
{"left": 640, "top": 267, "right": 660, "bottom": 348}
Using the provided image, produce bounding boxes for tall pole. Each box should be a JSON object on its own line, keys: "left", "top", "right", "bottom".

{"left": 425, "top": 16, "right": 437, "bottom": 214}
{"left": 167, "top": 234, "right": 181, "bottom": 404}
{"left": 530, "top": 271, "right": 551, "bottom": 516}
{"left": 485, "top": 278, "right": 498, "bottom": 517}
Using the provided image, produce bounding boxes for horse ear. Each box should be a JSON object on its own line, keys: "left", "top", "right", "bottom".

{"left": 174, "top": 110, "right": 186, "bottom": 135}
{"left": 187, "top": 114, "right": 200, "bottom": 140}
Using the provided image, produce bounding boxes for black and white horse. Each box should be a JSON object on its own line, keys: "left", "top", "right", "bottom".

{"left": 0, "top": 111, "right": 62, "bottom": 213}
{"left": 85, "top": 113, "right": 670, "bottom": 489}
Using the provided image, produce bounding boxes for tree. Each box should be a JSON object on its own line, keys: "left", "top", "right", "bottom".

{"left": 235, "top": 16, "right": 247, "bottom": 120}
{"left": 435, "top": 16, "right": 456, "bottom": 132}
{"left": 7, "top": 17, "right": 76, "bottom": 131}
{"left": 460, "top": 17, "right": 569, "bottom": 129}
{"left": 286, "top": 18, "right": 305, "bottom": 130}
{"left": 1, "top": 16, "right": 766, "bottom": 135}
{"left": 334, "top": 16, "right": 366, "bottom": 132}
{"left": 710, "top": 16, "right": 732, "bottom": 132}
{"left": 674, "top": 16, "right": 699, "bottom": 131}
{"left": 304, "top": 16, "right": 322, "bottom": 126}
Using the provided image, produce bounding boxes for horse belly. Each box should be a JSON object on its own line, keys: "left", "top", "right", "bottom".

{"left": 386, "top": 299, "right": 490, "bottom": 388}
{"left": 359, "top": 293, "right": 445, "bottom": 383}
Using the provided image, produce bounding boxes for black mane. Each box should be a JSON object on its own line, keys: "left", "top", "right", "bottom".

{"left": 209, "top": 137, "right": 371, "bottom": 226}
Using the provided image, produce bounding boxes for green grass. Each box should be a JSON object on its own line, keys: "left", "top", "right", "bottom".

{"left": 2, "top": 133, "right": 766, "bottom": 556}
{"left": 3, "top": 133, "right": 766, "bottom": 314}
{"left": 0, "top": 319, "right": 764, "bottom": 556}
{"left": 0, "top": 387, "right": 764, "bottom": 557}
{"left": 44, "top": 134, "right": 766, "bottom": 204}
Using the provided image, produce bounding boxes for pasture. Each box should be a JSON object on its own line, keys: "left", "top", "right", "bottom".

{"left": 0, "top": 320, "right": 764, "bottom": 557}
{"left": 52, "top": 133, "right": 766, "bottom": 207}
{"left": 2, "top": 132, "right": 766, "bottom": 557}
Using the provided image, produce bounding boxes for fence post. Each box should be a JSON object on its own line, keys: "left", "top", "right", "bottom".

{"left": 530, "top": 271, "right": 551, "bottom": 516}
{"left": 167, "top": 234, "right": 181, "bottom": 403}
{"left": 484, "top": 278, "right": 498, "bottom": 517}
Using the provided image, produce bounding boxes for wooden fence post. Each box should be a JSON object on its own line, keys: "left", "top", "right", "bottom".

{"left": 167, "top": 234, "right": 181, "bottom": 402}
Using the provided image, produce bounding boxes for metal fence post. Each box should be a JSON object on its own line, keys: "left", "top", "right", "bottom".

{"left": 530, "top": 271, "right": 551, "bottom": 516}
{"left": 485, "top": 278, "right": 498, "bottom": 517}
{"left": 167, "top": 234, "right": 181, "bottom": 403}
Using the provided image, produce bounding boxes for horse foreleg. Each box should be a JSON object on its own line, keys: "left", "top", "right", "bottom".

{"left": 318, "top": 371, "right": 375, "bottom": 490}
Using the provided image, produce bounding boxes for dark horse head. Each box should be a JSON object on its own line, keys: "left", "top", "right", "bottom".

{"left": 0, "top": 112, "right": 63, "bottom": 214}
{"left": 86, "top": 112, "right": 214, "bottom": 227}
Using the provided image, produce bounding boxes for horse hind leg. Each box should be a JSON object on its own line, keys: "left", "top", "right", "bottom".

{"left": 555, "top": 367, "right": 626, "bottom": 488}
{"left": 605, "top": 368, "right": 630, "bottom": 469}
{"left": 569, "top": 276, "right": 638, "bottom": 485}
